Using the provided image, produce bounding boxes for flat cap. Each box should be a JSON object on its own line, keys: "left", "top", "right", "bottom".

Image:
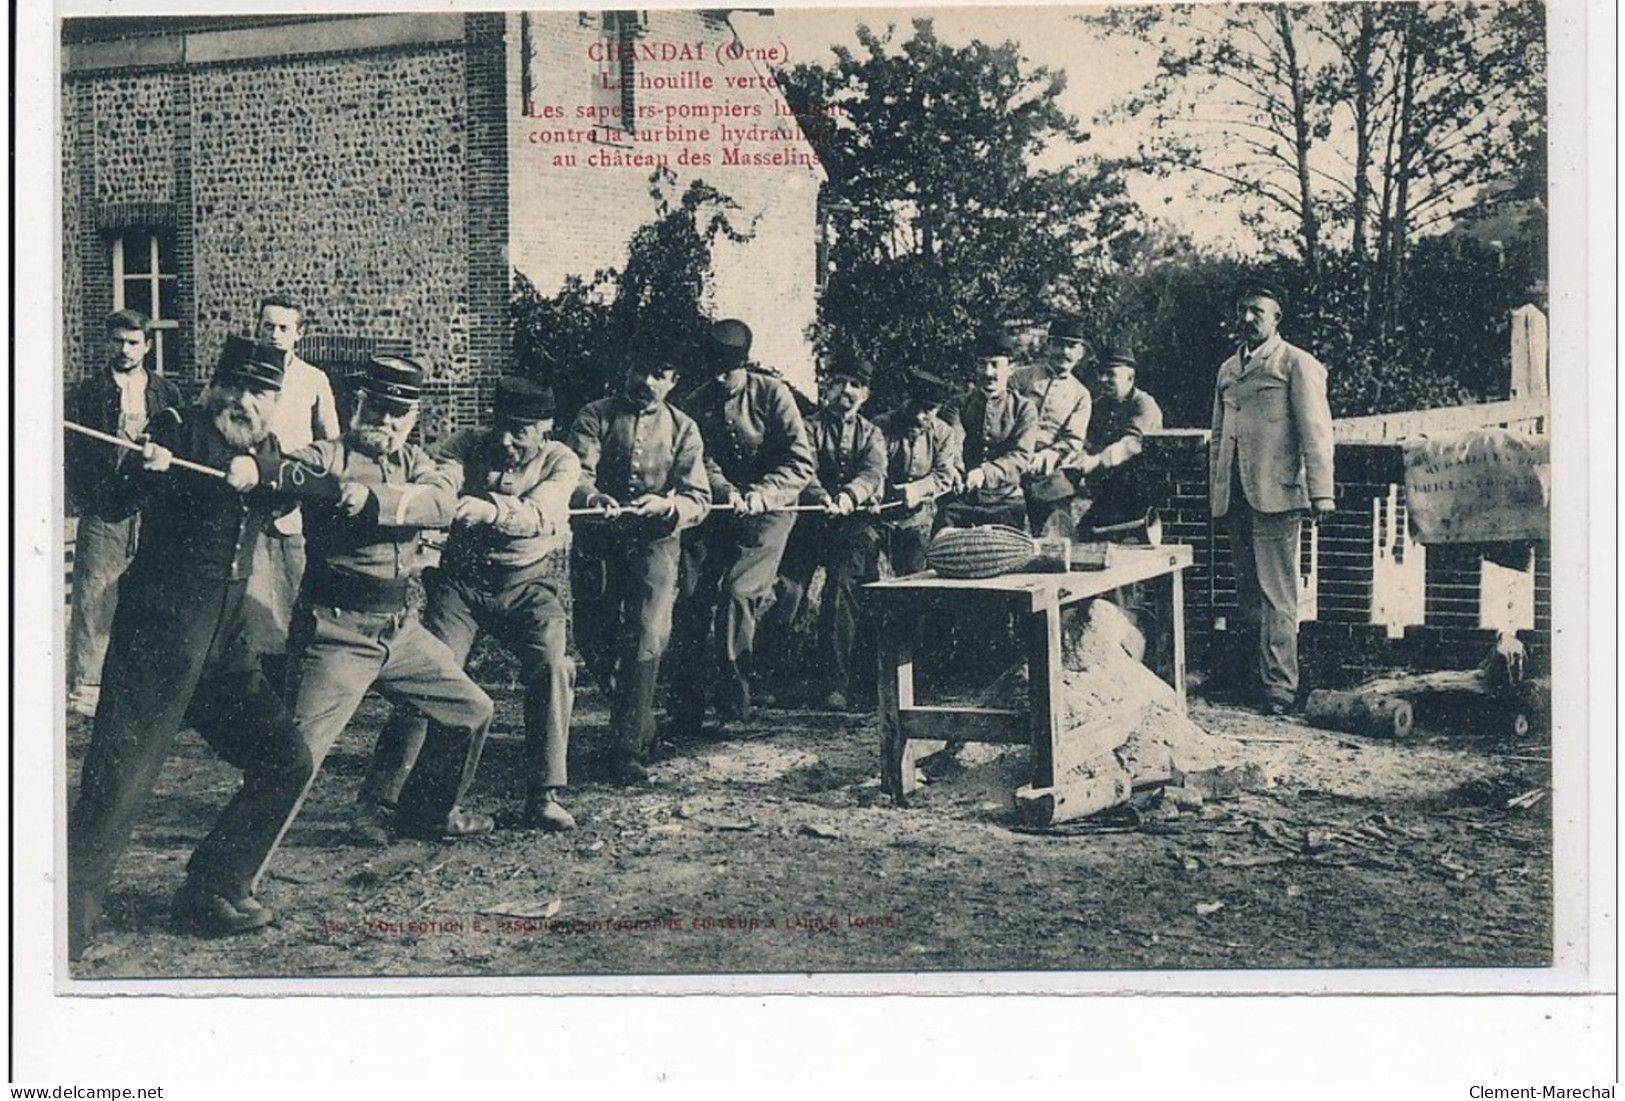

{"left": 1235, "top": 279, "right": 1288, "bottom": 310}
{"left": 905, "top": 368, "right": 951, "bottom": 403}
{"left": 493, "top": 375, "right": 556, "bottom": 423}
{"left": 1048, "top": 316, "right": 1089, "bottom": 345}
{"left": 826, "top": 347, "right": 876, "bottom": 385}
{"left": 1099, "top": 345, "right": 1138, "bottom": 369}
{"left": 706, "top": 319, "right": 753, "bottom": 369}
{"left": 359, "top": 356, "right": 427, "bottom": 409}
{"left": 973, "top": 331, "right": 1019, "bottom": 359}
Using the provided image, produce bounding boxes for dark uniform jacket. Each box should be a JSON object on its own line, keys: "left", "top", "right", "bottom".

{"left": 943, "top": 388, "right": 1039, "bottom": 508}
{"left": 568, "top": 395, "right": 712, "bottom": 538}
{"left": 680, "top": 369, "right": 815, "bottom": 509}
{"left": 259, "top": 436, "right": 459, "bottom": 611}
{"left": 872, "top": 410, "right": 960, "bottom": 516}
{"left": 1085, "top": 387, "right": 1164, "bottom": 468}
{"left": 433, "top": 430, "right": 580, "bottom": 587}
{"left": 107, "top": 405, "right": 290, "bottom": 585}
{"left": 1082, "top": 388, "right": 1165, "bottom": 528}
{"left": 801, "top": 408, "right": 887, "bottom": 507}
{"left": 66, "top": 366, "right": 184, "bottom": 518}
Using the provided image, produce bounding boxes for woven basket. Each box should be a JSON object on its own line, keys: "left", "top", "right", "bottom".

{"left": 926, "top": 525, "right": 1038, "bottom": 579}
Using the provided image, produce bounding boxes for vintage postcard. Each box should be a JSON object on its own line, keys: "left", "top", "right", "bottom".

{"left": 12, "top": 0, "right": 1614, "bottom": 1082}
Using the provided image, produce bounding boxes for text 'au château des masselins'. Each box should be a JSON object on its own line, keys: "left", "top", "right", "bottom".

{"left": 523, "top": 38, "right": 845, "bottom": 170}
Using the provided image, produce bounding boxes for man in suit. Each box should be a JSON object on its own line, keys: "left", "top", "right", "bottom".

{"left": 1209, "top": 282, "right": 1335, "bottom": 714}
{"left": 64, "top": 309, "right": 184, "bottom": 717}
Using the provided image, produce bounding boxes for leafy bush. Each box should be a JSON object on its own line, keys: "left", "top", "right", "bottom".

{"left": 1079, "top": 233, "right": 1544, "bottom": 426}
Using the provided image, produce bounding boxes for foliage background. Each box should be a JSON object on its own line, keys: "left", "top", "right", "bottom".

{"left": 514, "top": 8, "right": 1548, "bottom": 431}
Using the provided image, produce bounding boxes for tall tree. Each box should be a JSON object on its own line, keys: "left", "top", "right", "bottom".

{"left": 778, "top": 19, "right": 1142, "bottom": 396}
{"left": 1089, "top": 2, "right": 1547, "bottom": 344}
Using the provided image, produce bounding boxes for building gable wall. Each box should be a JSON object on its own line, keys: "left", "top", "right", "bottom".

{"left": 508, "top": 10, "right": 823, "bottom": 395}
{"left": 60, "top": 13, "right": 501, "bottom": 442}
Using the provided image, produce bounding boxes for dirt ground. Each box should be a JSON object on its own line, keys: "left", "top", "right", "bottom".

{"left": 66, "top": 651, "right": 1552, "bottom": 982}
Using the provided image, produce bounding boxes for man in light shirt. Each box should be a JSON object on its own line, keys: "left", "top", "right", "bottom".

{"left": 242, "top": 293, "right": 340, "bottom": 677}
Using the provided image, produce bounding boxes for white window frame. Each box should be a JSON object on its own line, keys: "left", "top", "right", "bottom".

{"left": 111, "top": 230, "right": 179, "bottom": 376}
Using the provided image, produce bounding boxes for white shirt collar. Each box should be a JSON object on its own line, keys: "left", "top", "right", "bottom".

{"left": 1240, "top": 332, "right": 1283, "bottom": 368}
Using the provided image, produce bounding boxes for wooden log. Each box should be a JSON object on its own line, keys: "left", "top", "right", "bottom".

{"left": 1358, "top": 668, "right": 1489, "bottom": 698}
{"left": 1015, "top": 764, "right": 1133, "bottom": 826}
{"left": 1304, "top": 688, "right": 1416, "bottom": 740}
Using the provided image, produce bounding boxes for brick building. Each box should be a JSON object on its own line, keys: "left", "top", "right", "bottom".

{"left": 1136, "top": 425, "right": 1551, "bottom": 690}
{"left": 61, "top": 11, "right": 825, "bottom": 444}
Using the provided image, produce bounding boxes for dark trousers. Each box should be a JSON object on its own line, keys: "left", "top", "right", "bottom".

{"left": 878, "top": 510, "right": 935, "bottom": 577}
{"left": 668, "top": 510, "right": 795, "bottom": 727}
{"left": 67, "top": 574, "right": 311, "bottom": 951}
{"left": 766, "top": 514, "right": 880, "bottom": 697}
{"left": 572, "top": 530, "right": 681, "bottom": 759}
{"left": 363, "top": 569, "right": 574, "bottom": 804}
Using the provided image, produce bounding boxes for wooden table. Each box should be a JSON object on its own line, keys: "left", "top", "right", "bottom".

{"left": 864, "top": 544, "right": 1193, "bottom": 807}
